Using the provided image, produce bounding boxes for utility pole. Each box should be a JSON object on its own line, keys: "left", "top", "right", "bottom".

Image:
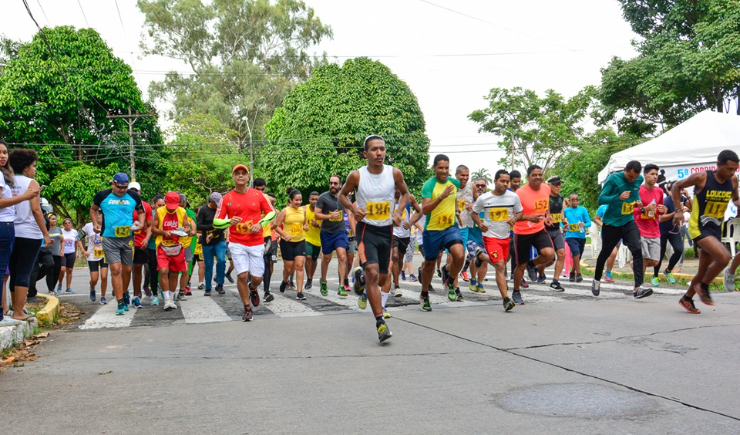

{"left": 509, "top": 132, "right": 515, "bottom": 171}
{"left": 107, "top": 106, "right": 154, "bottom": 181}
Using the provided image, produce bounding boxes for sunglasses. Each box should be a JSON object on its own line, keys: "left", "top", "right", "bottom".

{"left": 475, "top": 184, "right": 486, "bottom": 188}
{"left": 668, "top": 225, "right": 681, "bottom": 235}
{"left": 114, "top": 184, "right": 129, "bottom": 189}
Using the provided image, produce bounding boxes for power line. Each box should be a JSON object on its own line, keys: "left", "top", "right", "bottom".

{"left": 77, "top": 0, "right": 89, "bottom": 27}
{"left": 34, "top": 0, "right": 50, "bottom": 25}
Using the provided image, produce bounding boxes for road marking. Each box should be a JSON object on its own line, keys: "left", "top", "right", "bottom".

{"left": 79, "top": 303, "right": 135, "bottom": 329}
{"left": 262, "top": 293, "right": 323, "bottom": 318}
{"left": 180, "top": 295, "right": 232, "bottom": 324}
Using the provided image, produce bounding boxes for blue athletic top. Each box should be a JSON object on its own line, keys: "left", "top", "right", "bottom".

{"left": 93, "top": 189, "right": 144, "bottom": 238}
{"left": 563, "top": 206, "right": 591, "bottom": 239}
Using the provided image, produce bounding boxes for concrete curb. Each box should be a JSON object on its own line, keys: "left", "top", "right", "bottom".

{"left": 579, "top": 260, "right": 724, "bottom": 286}
{"left": 35, "top": 293, "right": 60, "bottom": 327}
{"left": 0, "top": 317, "right": 38, "bottom": 353}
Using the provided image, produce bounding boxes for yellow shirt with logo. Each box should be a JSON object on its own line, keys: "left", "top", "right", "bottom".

{"left": 422, "top": 176, "right": 461, "bottom": 231}
{"left": 304, "top": 206, "right": 321, "bottom": 246}
{"left": 282, "top": 206, "right": 306, "bottom": 242}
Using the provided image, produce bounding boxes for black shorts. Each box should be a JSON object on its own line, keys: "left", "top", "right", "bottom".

{"left": 513, "top": 230, "right": 554, "bottom": 266}
{"left": 88, "top": 259, "right": 108, "bottom": 272}
{"left": 279, "top": 239, "right": 306, "bottom": 262}
{"left": 356, "top": 221, "right": 393, "bottom": 274}
{"left": 133, "top": 246, "right": 149, "bottom": 265}
{"left": 62, "top": 252, "right": 76, "bottom": 268}
{"left": 193, "top": 254, "right": 202, "bottom": 262}
{"left": 265, "top": 236, "right": 278, "bottom": 262}
{"left": 393, "top": 237, "right": 410, "bottom": 258}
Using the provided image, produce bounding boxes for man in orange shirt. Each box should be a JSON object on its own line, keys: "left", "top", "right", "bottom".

{"left": 512, "top": 165, "right": 555, "bottom": 304}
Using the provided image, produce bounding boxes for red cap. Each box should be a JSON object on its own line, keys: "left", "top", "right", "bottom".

{"left": 232, "top": 164, "right": 249, "bottom": 174}
{"left": 165, "top": 191, "right": 180, "bottom": 211}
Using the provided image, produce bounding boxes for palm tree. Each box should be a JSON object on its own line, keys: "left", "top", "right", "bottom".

{"left": 471, "top": 168, "right": 492, "bottom": 183}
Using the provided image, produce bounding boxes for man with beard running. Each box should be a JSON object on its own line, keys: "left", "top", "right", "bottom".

{"left": 316, "top": 176, "right": 350, "bottom": 297}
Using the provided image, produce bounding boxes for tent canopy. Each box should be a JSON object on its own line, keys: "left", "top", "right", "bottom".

{"left": 598, "top": 110, "right": 740, "bottom": 183}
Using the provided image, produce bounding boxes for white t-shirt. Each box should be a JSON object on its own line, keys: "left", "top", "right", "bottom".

{"left": 62, "top": 229, "right": 79, "bottom": 255}
{"left": 81, "top": 222, "right": 104, "bottom": 261}
{"left": 472, "top": 190, "right": 523, "bottom": 239}
{"left": 12, "top": 175, "right": 41, "bottom": 239}
{"left": 0, "top": 175, "right": 14, "bottom": 223}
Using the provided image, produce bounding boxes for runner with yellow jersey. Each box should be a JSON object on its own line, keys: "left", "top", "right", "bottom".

{"left": 304, "top": 191, "right": 322, "bottom": 291}
{"left": 276, "top": 189, "right": 309, "bottom": 300}
{"left": 419, "top": 154, "right": 465, "bottom": 310}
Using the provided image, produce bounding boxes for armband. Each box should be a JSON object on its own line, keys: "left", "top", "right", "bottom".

{"left": 259, "top": 211, "right": 277, "bottom": 228}
{"left": 213, "top": 218, "right": 231, "bottom": 229}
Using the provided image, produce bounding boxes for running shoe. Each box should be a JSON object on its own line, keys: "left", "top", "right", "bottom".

{"left": 123, "top": 291, "right": 130, "bottom": 305}
{"left": 151, "top": 296, "right": 159, "bottom": 306}
{"left": 447, "top": 284, "right": 458, "bottom": 302}
{"left": 338, "top": 287, "right": 348, "bottom": 297}
{"left": 377, "top": 321, "right": 392, "bottom": 342}
{"left": 242, "top": 306, "right": 253, "bottom": 321}
{"left": 455, "top": 287, "right": 464, "bottom": 301}
{"left": 216, "top": 285, "right": 225, "bottom": 295}
{"left": 250, "top": 289, "right": 260, "bottom": 307}
{"left": 280, "top": 281, "right": 288, "bottom": 293}
{"left": 420, "top": 293, "right": 432, "bottom": 311}
{"left": 49, "top": 290, "right": 57, "bottom": 297}
{"left": 288, "top": 280, "right": 295, "bottom": 290}
{"left": 264, "top": 292, "right": 274, "bottom": 303}
{"left": 527, "top": 265, "right": 537, "bottom": 282}
{"left": 133, "top": 297, "right": 142, "bottom": 308}
{"left": 550, "top": 280, "right": 565, "bottom": 292}
{"left": 503, "top": 297, "right": 515, "bottom": 312}
{"left": 144, "top": 286, "right": 152, "bottom": 297}
{"left": 603, "top": 272, "right": 615, "bottom": 283}
{"left": 512, "top": 290, "right": 524, "bottom": 305}
{"left": 679, "top": 296, "right": 701, "bottom": 314}
{"left": 383, "top": 308, "right": 391, "bottom": 319}
{"left": 123, "top": 302, "right": 130, "bottom": 312}
{"left": 537, "top": 273, "right": 546, "bottom": 284}
{"left": 305, "top": 279, "right": 313, "bottom": 290}
{"left": 225, "top": 272, "right": 234, "bottom": 283}
{"left": 56, "top": 284, "right": 62, "bottom": 293}
{"left": 427, "top": 284, "right": 436, "bottom": 293}
{"left": 460, "top": 271, "right": 469, "bottom": 282}
{"left": 695, "top": 285, "right": 714, "bottom": 306}
{"left": 343, "top": 283, "right": 351, "bottom": 294}
{"left": 184, "top": 286, "right": 193, "bottom": 296}
{"left": 651, "top": 277, "right": 660, "bottom": 287}
{"left": 65, "top": 288, "right": 75, "bottom": 293}
{"left": 633, "top": 287, "right": 653, "bottom": 299}
{"left": 296, "top": 292, "right": 306, "bottom": 301}
{"left": 665, "top": 271, "right": 677, "bottom": 285}
{"left": 352, "top": 267, "right": 365, "bottom": 295}
{"left": 436, "top": 269, "right": 442, "bottom": 278}
{"left": 197, "top": 283, "right": 205, "bottom": 290}
{"left": 168, "top": 300, "right": 178, "bottom": 310}
{"left": 89, "top": 287, "right": 96, "bottom": 302}
{"left": 116, "top": 301, "right": 125, "bottom": 316}
{"left": 400, "top": 271, "right": 406, "bottom": 281}
{"left": 576, "top": 273, "right": 583, "bottom": 283}
{"left": 394, "top": 287, "right": 402, "bottom": 298}
{"left": 469, "top": 281, "right": 479, "bottom": 292}
{"left": 320, "top": 281, "right": 328, "bottom": 296}
{"left": 409, "top": 274, "right": 418, "bottom": 282}
{"left": 358, "top": 293, "right": 368, "bottom": 310}
{"left": 204, "top": 290, "right": 212, "bottom": 297}
{"left": 724, "top": 268, "right": 735, "bottom": 292}
{"left": 569, "top": 272, "right": 575, "bottom": 282}
{"left": 476, "top": 283, "right": 486, "bottom": 293}
{"left": 176, "top": 292, "right": 186, "bottom": 301}
{"left": 591, "top": 280, "right": 601, "bottom": 296}
{"left": 441, "top": 265, "right": 451, "bottom": 286}
{"left": 100, "top": 297, "right": 107, "bottom": 305}
{"left": 473, "top": 246, "right": 484, "bottom": 268}
{"left": 520, "top": 279, "right": 529, "bottom": 289}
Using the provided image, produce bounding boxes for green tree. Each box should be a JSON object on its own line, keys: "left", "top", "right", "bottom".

{"left": 162, "top": 113, "right": 246, "bottom": 207}
{"left": 0, "top": 26, "right": 161, "bottom": 189}
{"left": 262, "top": 57, "right": 430, "bottom": 202}
{"left": 470, "top": 168, "right": 492, "bottom": 184}
{"left": 44, "top": 162, "right": 121, "bottom": 225}
{"left": 600, "top": 0, "right": 740, "bottom": 134}
{"left": 137, "top": 0, "right": 333, "bottom": 148}
{"left": 468, "top": 86, "right": 596, "bottom": 172}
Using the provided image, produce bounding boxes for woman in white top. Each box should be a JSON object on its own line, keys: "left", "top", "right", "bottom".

{"left": 57, "top": 218, "right": 84, "bottom": 294}
{"left": 7, "top": 149, "right": 49, "bottom": 321}
{"left": 0, "top": 141, "right": 40, "bottom": 324}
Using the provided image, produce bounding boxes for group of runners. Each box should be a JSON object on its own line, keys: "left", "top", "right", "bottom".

{"left": 3, "top": 135, "right": 740, "bottom": 342}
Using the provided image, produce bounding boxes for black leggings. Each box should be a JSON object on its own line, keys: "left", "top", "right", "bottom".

{"left": 9, "top": 237, "right": 43, "bottom": 289}
{"left": 654, "top": 231, "right": 684, "bottom": 277}
{"left": 28, "top": 251, "right": 54, "bottom": 297}
{"left": 146, "top": 248, "right": 159, "bottom": 295}
{"left": 49, "top": 256, "right": 62, "bottom": 291}
{"left": 595, "top": 221, "right": 643, "bottom": 287}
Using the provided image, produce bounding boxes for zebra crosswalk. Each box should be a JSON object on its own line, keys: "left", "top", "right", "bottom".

{"left": 75, "top": 272, "right": 683, "bottom": 330}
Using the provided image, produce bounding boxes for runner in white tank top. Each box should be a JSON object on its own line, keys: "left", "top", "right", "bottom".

{"left": 340, "top": 135, "right": 411, "bottom": 343}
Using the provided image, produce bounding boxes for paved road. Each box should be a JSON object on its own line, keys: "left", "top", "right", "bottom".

{"left": 3, "top": 261, "right": 740, "bottom": 434}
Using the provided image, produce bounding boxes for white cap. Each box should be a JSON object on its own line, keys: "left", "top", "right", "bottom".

{"left": 128, "top": 181, "right": 142, "bottom": 191}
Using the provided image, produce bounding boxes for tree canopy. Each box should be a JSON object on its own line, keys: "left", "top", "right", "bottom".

{"left": 262, "top": 57, "right": 430, "bottom": 201}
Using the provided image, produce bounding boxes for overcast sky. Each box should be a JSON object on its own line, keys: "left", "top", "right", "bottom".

{"left": 4, "top": 0, "right": 639, "bottom": 175}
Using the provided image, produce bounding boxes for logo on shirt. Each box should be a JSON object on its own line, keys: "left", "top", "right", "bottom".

{"left": 107, "top": 199, "right": 131, "bottom": 205}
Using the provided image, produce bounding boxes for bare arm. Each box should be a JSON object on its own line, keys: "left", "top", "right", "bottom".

{"left": 274, "top": 209, "right": 289, "bottom": 240}
{"left": 671, "top": 172, "right": 706, "bottom": 226}
{"left": 28, "top": 181, "right": 50, "bottom": 244}
{"left": 339, "top": 171, "right": 362, "bottom": 220}
{"left": 0, "top": 184, "right": 38, "bottom": 208}
{"left": 90, "top": 204, "right": 101, "bottom": 232}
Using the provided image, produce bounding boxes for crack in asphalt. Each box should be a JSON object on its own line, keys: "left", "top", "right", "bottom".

{"left": 394, "top": 317, "right": 740, "bottom": 422}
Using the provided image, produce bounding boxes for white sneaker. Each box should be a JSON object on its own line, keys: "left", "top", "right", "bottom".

{"left": 394, "top": 287, "right": 402, "bottom": 298}
{"left": 163, "top": 299, "right": 175, "bottom": 311}
{"left": 724, "top": 268, "right": 735, "bottom": 292}
{"left": 169, "top": 300, "right": 178, "bottom": 310}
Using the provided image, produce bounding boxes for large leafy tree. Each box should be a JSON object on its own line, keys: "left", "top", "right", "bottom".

{"left": 262, "top": 57, "right": 430, "bottom": 201}
{"left": 600, "top": 0, "right": 740, "bottom": 134}
{"left": 468, "top": 86, "right": 596, "bottom": 172}
{"left": 137, "top": 0, "right": 333, "bottom": 147}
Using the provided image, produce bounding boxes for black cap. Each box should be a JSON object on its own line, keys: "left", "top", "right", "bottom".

{"left": 547, "top": 176, "right": 562, "bottom": 185}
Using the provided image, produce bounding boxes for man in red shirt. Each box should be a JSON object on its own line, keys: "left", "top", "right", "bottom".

{"left": 215, "top": 165, "right": 275, "bottom": 321}
{"left": 129, "top": 182, "right": 153, "bottom": 308}
{"left": 633, "top": 164, "right": 667, "bottom": 286}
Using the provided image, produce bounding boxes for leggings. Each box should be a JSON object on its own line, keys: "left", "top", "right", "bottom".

{"left": 9, "top": 237, "right": 43, "bottom": 289}
{"left": 48, "top": 256, "right": 63, "bottom": 291}
{"left": 654, "top": 231, "right": 684, "bottom": 277}
{"left": 594, "top": 221, "right": 643, "bottom": 287}
{"left": 146, "top": 248, "right": 159, "bottom": 295}
{"left": 263, "top": 254, "right": 272, "bottom": 292}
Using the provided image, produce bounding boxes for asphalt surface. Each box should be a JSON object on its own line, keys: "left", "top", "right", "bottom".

{"left": 2, "top": 259, "right": 739, "bottom": 434}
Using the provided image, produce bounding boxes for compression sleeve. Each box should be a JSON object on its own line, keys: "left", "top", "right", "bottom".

{"left": 213, "top": 218, "right": 231, "bottom": 229}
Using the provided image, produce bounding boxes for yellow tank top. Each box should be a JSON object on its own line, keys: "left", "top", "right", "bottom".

{"left": 304, "top": 206, "right": 321, "bottom": 246}
{"left": 283, "top": 206, "right": 305, "bottom": 242}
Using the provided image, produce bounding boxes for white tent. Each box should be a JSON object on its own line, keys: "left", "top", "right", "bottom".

{"left": 598, "top": 110, "right": 740, "bottom": 184}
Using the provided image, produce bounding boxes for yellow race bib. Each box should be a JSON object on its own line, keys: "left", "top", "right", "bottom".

{"left": 621, "top": 202, "right": 635, "bottom": 215}
{"left": 568, "top": 223, "right": 581, "bottom": 232}
{"left": 93, "top": 248, "right": 105, "bottom": 258}
{"left": 436, "top": 213, "right": 454, "bottom": 227}
{"left": 287, "top": 223, "right": 302, "bottom": 236}
{"left": 366, "top": 201, "right": 391, "bottom": 221}
{"left": 457, "top": 199, "right": 466, "bottom": 212}
{"left": 114, "top": 225, "right": 131, "bottom": 238}
{"left": 489, "top": 208, "right": 508, "bottom": 222}
{"left": 705, "top": 201, "right": 728, "bottom": 219}
{"left": 329, "top": 210, "right": 344, "bottom": 222}
{"left": 533, "top": 198, "right": 549, "bottom": 213}
{"left": 552, "top": 213, "right": 562, "bottom": 224}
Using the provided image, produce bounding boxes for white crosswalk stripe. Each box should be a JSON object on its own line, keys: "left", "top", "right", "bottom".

{"left": 80, "top": 302, "right": 135, "bottom": 330}
{"left": 179, "top": 295, "right": 232, "bottom": 324}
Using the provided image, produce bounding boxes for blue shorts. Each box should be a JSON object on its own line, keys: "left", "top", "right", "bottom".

{"left": 566, "top": 237, "right": 586, "bottom": 257}
{"left": 423, "top": 226, "right": 463, "bottom": 261}
{"left": 466, "top": 239, "right": 483, "bottom": 259}
{"left": 320, "top": 231, "right": 349, "bottom": 255}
